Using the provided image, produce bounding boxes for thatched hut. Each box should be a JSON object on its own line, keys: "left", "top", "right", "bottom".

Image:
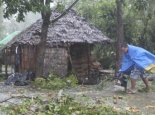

{"left": 3, "top": 10, "right": 112, "bottom": 84}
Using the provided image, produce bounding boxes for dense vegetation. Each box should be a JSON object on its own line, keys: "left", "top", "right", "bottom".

{"left": 75, "top": 0, "right": 155, "bottom": 68}
{"left": 1, "top": 95, "right": 128, "bottom": 115}
{"left": 34, "top": 74, "right": 78, "bottom": 90}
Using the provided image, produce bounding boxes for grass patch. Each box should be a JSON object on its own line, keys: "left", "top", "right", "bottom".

{"left": 1, "top": 95, "right": 129, "bottom": 115}
{"left": 151, "top": 81, "right": 155, "bottom": 92}
{"left": 33, "top": 73, "right": 78, "bottom": 90}
{"left": 0, "top": 74, "right": 6, "bottom": 82}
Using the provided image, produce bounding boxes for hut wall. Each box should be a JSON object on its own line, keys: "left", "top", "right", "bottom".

{"left": 43, "top": 47, "right": 68, "bottom": 76}
{"left": 10, "top": 45, "right": 68, "bottom": 76}
{"left": 70, "top": 44, "right": 91, "bottom": 82}
{"left": 4, "top": 48, "right": 15, "bottom": 65}
{"left": 19, "top": 45, "right": 37, "bottom": 73}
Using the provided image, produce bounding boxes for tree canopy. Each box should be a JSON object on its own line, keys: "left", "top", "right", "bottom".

{"left": 75, "top": 0, "right": 155, "bottom": 68}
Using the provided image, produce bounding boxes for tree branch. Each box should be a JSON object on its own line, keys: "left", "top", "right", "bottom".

{"left": 51, "top": 0, "right": 79, "bottom": 23}
{"left": 0, "top": 95, "right": 35, "bottom": 103}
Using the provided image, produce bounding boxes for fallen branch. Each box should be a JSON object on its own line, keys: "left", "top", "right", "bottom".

{"left": 51, "top": 0, "right": 79, "bottom": 23}
{"left": 0, "top": 95, "right": 35, "bottom": 103}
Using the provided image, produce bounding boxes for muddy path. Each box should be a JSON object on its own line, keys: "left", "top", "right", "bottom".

{"left": 63, "top": 80, "right": 155, "bottom": 115}
{"left": 0, "top": 83, "right": 57, "bottom": 107}
{"left": 0, "top": 80, "right": 155, "bottom": 114}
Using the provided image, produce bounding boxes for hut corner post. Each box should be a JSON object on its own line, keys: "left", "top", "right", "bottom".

{"left": 4, "top": 49, "right": 8, "bottom": 78}
{"left": 87, "top": 44, "right": 90, "bottom": 77}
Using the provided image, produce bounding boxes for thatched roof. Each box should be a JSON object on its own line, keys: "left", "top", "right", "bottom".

{"left": 6, "top": 10, "right": 112, "bottom": 47}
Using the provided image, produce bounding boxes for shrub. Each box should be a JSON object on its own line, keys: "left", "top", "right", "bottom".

{"left": 65, "top": 74, "right": 78, "bottom": 87}
{"left": 33, "top": 74, "right": 78, "bottom": 90}
{"left": 0, "top": 74, "right": 6, "bottom": 82}
{"left": 2, "top": 95, "right": 128, "bottom": 115}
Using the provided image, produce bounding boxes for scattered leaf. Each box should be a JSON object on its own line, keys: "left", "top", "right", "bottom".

{"left": 125, "top": 107, "right": 140, "bottom": 112}
{"left": 145, "top": 105, "right": 155, "bottom": 109}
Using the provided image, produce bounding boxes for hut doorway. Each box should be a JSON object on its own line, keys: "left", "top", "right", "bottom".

{"left": 70, "top": 44, "right": 91, "bottom": 83}
{"left": 70, "top": 44, "right": 101, "bottom": 85}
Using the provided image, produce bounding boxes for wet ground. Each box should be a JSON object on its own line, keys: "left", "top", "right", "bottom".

{"left": 0, "top": 83, "right": 57, "bottom": 114}
{"left": 64, "top": 81, "right": 155, "bottom": 115}
{"left": 0, "top": 80, "right": 155, "bottom": 115}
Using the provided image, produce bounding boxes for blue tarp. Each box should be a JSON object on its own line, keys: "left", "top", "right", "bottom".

{"left": 119, "top": 45, "right": 155, "bottom": 73}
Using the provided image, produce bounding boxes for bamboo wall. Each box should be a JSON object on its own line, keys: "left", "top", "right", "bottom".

{"left": 43, "top": 47, "right": 68, "bottom": 76}
{"left": 4, "top": 44, "right": 98, "bottom": 82}
{"left": 19, "top": 45, "right": 37, "bottom": 73}
{"left": 3, "top": 48, "right": 15, "bottom": 65}
{"left": 5, "top": 45, "right": 68, "bottom": 76}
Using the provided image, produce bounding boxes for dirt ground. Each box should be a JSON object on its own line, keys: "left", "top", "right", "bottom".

{"left": 64, "top": 80, "right": 155, "bottom": 115}
{"left": 0, "top": 79, "right": 155, "bottom": 115}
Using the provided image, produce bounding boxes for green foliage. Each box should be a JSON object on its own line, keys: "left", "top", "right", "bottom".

{"left": 77, "top": 0, "right": 116, "bottom": 39}
{"left": 33, "top": 74, "right": 78, "bottom": 90}
{"left": 65, "top": 74, "right": 78, "bottom": 87}
{"left": 2, "top": 95, "right": 128, "bottom": 115}
{"left": 75, "top": 0, "right": 155, "bottom": 69}
{"left": 124, "top": 0, "right": 155, "bottom": 51}
{"left": 0, "top": 74, "right": 6, "bottom": 82}
{"left": 151, "top": 81, "right": 155, "bottom": 92}
{"left": 4, "top": 100, "right": 31, "bottom": 115}
{"left": 93, "top": 44, "right": 115, "bottom": 69}
{"left": 2, "top": 0, "right": 53, "bottom": 22}
{"left": 76, "top": 0, "right": 116, "bottom": 69}
{"left": 56, "top": 2, "right": 65, "bottom": 13}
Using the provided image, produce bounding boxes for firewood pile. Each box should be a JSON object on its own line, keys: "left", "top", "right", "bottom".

{"left": 72, "top": 56, "right": 102, "bottom": 85}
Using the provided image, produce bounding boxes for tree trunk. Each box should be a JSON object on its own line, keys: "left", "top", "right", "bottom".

{"left": 36, "top": 11, "right": 51, "bottom": 76}
{"left": 115, "top": 0, "right": 124, "bottom": 71}
{"left": 36, "top": 0, "right": 79, "bottom": 77}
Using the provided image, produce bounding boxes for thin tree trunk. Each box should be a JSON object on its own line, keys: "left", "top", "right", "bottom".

{"left": 36, "top": 11, "right": 51, "bottom": 76}
{"left": 36, "top": 0, "right": 79, "bottom": 76}
{"left": 115, "top": 0, "right": 124, "bottom": 72}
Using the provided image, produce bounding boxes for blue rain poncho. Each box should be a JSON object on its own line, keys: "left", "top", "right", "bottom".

{"left": 119, "top": 45, "right": 155, "bottom": 74}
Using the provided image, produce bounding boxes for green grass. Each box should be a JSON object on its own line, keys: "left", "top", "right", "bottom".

{"left": 1, "top": 95, "right": 129, "bottom": 115}
{"left": 151, "top": 81, "right": 155, "bottom": 92}
{"left": 33, "top": 73, "right": 78, "bottom": 90}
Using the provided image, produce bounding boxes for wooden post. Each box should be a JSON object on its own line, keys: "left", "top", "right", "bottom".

{"left": 87, "top": 44, "right": 90, "bottom": 77}
{"left": 67, "top": 45, "right": 73, "bottom": 74}
{"left": 28, "top": 45, "right": 30, "bottom": 72}
{"left": 4, "top": 49, "right": 8, "bottom": 77}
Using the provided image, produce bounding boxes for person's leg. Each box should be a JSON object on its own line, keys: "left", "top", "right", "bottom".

{"left": 140, "top": 75, "right": 150, "bottom": 91}
{"left": 130, "top": 78, "right": 136, "bottom": 90}
{"left": 127, "top": 78, "right": 137, "bottom": 93}
{"left": 128, "top": 67, "right": 139, "bottom": 93}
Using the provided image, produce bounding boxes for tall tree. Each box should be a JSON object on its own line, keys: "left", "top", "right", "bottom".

{"left": 115, "top": 0, "right": 124, "bottom": 71}
{"left": 1, "top": 0, "right": 79, "bottom": 76}
{"left": 132, "top": 0, "right": 155, "bottom": 48}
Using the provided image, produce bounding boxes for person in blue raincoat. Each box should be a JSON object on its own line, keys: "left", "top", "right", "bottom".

{"left": 119, "top": 43, "right": 155, "bottom": 94}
